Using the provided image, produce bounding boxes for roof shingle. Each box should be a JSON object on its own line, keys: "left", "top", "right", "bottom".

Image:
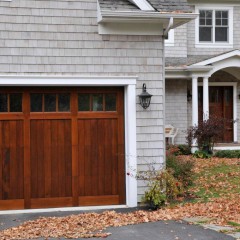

{"left": 99, "top": 0, "right": 191, "bottom": 13}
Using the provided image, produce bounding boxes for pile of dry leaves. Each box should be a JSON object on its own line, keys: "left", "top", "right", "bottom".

{"left": 0, "top": 157, "right": 239, "bottom": 239}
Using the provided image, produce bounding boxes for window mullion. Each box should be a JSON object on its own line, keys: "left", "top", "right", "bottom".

{"left": 213, "top": 10, "right": 216, "bottom": 43}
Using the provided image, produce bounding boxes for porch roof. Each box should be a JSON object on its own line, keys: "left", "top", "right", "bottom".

{"left": 166, "top": 49, "right": 240, "bottom": 68}
{"left": 165, "top": 49, "right": 240, "bottom": 79}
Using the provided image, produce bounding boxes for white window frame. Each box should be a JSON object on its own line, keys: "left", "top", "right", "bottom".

{"left": 195, "top": 5, "right": 233, "bottom": 48}
{"left": 165, "top": 29, "right": 175, "bottom": 47}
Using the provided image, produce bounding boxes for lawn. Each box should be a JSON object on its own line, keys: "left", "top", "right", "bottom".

{"left": 190, "top": 158, "right": 240, "bottom": 200}
{"left": 0, "top": 156, "right": 239, "bottom": 239}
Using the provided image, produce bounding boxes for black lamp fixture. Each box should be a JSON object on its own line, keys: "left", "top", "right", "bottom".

{"left": 138, "top": 83, "right": 152, "bottom": 109}
{"left": 187, "top": 89, "right": 192, "bottom": 102}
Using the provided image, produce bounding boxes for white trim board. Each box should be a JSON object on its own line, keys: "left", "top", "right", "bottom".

{"left": 0, "top": 75, "right": 138, "bottom": 208}
{"left": 0, "top": 205, "right": 128, "bottom": 215}
{"left": 128, "top": 0, "right": 155, "bottom": 11}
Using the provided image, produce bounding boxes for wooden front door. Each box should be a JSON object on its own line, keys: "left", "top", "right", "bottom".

{"left": 198, "top": 86, "right": 233, "bottom": 143}
{"left": 0, "top": 87, "right": 125, "bottom": 210}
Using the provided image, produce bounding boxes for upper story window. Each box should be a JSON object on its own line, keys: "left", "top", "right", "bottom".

{"left": 195, "top": 6, "right": 233, "bottom": 48}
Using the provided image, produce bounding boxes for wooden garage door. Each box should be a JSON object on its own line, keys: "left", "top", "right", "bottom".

{"left": 0, "top": 87, "right": 125, "bottom": 210}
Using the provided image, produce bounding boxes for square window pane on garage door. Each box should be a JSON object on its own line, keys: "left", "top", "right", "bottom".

{"left": 105, "top": 94, "right": 116, "bottom": 111}
{"left": 31, "top": 94, "right": 43, "bottom": 112}
{"left": 0, "top": 94, "right": 8, "bottom": 112}
{"left": 10, "top": 93, "right": 22, "bottom": 112}
{"left": 44, "top": 94, "right": 56, "bottom": 112}
{"left": 92, "top": 94, "right": 103, "bottom": 111}
{"left": 78, "top": 94, "right": 90, "bottom": 111}
{"left": 58, "top": 94, "right": 70, "bottom": 112}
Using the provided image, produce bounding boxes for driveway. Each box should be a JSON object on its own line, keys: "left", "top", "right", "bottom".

{"left": 0, "top": 210, "right": 235, "bottom": 240}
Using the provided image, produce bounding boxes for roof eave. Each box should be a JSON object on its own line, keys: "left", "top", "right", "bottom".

{"left": 98, "top": 10, "right": 198, "bottom": 29}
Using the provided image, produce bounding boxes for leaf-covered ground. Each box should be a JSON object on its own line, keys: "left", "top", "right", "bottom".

{"left": 0, "top": 157, "right": 239, "bottom": 239}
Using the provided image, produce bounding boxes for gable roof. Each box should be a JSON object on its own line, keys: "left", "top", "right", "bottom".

{"left": 98, "top": 0, "right": 191, "bottom": 13}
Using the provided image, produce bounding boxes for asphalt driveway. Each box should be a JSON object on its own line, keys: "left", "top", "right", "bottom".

{"left": 0, "top": 209, "right": 235, "bottom": 240}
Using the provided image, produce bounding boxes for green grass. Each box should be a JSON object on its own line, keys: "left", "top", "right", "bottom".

{"left": 188, "top": 164, "right": 240, "bottom": 202}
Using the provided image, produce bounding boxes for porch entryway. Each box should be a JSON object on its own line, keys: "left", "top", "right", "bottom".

{"left": 198, "top": 86, "right": 234, "bottom": 143}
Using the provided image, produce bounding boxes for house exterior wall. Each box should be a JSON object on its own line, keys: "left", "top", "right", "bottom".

{"left": 165, "top": 79, "right": 188, "bottom": 144}
{"left": 0, "top": 0, "right": 164, "bottom": 202}
{"left": 165, "top": 24, "right": 187, "bottom": 58}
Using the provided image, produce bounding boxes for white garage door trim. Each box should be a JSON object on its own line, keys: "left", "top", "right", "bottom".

{"left": 0, "top": 75, "right": 138, "bottom": 209}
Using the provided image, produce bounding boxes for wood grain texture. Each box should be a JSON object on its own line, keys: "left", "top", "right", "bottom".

{"left": 0, "top": 87, "right": 125, "bottom": 210}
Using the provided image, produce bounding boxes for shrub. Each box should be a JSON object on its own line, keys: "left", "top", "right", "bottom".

{"left": 166, "top": 145, "right": 179, "bottom": 156}
{"left": 166, "top": 154, "right": 194, "bottom": 188}
{"left": 193, "top": 150, "right": 211, "bottom": 159}
{"left": 187, "top": 115, "right": 225, "bottom": 153}
{"left": 214, "top": 150, "right": 240, "bottom": 158}
{"left": 142, "top": 170, "right": 183, "bottom": 209}
{"left": 177, "top": 144, "right": 192, "bottom": 155}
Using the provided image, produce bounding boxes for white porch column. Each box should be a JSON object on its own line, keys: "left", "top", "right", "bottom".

{"left": 192, "top": 76, "right": 198, "bottom": 152}
{"left": 192, "top": 76, "right": 198, "bottom": 127}
{"left": 203, "top": 77, "right": 209, "bottom": 120}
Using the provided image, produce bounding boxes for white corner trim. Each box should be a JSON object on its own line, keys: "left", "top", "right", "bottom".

{"left": 125, "top": 85, "right": 137, "bottom": 207}
{"left": 0, "top": 205, "right": 128, "bottom": 215}
{"left": 0, "top": 75, "right": 138, "bottom": 208}
{"left": 128, "top": 0, "right": 154, "bottom": 11}
{"left": 198, "top": 82, "right": 238, "bottom": 142}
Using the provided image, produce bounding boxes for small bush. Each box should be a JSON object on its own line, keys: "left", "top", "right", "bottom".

{"left": 187, "top": 115, "right": 225, "bottom": 153}
{"left": 166, "top": 154, "right": 194, "bottom": 188}
{"left": 214, "top": 150, "right": 240, "bottom": 158}
{"left": 177, "top": 144, "right": 192, "bottom": 155}
{"left": 193, "top": 150, "right": 211, "bottom": 159}
{"left": 166, "top": 145, "right": 179, "bottom": 156}
{"left": 142, "top": 170, "right": 183, "bottom": 209}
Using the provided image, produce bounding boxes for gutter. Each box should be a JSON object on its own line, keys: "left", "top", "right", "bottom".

{"left": 163, "top": 17, "right": 173, "bottom": 38}
{"left": 98, "top": 10, "right": 198, "bottom": 26}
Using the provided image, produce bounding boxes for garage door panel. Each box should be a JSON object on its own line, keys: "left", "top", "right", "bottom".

{"left": 0, "top": 121, "right": 24, "bottom": 201}
{"left": 78, "top": 118, "right": 120, "bottom": 199}
{"left": 30, "top": 120, "right": 72, "bottom": 199}
{"left": 0, "top": 87, "right": 125, "bottom": 209}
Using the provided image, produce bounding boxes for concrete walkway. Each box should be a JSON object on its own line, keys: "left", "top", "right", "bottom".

{"left": 0, "top": 210, "right": 236, "bottom": 240}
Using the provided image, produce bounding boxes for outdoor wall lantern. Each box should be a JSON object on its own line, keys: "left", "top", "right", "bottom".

{"left": 138, "top": 83, "right": 152, "bottom": 109}
{"left": 187, "top": 89, "right": 192, "bottom": 102}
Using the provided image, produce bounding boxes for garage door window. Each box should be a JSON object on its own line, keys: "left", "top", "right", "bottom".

{"left": 0, "top": 93, "right": 22, "bottom": 112}
{"left": 30, "top": 93, "right": 70, "bottom": 112}
{"left": 78, "top": 93, "right": 116, "bottom": 112}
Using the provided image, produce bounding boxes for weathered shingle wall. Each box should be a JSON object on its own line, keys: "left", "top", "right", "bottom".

{"left": 165, "top": 79, "right": 188, "bottom": 144}
{"left": 0, "top": 0, "right": 164, "bottom": 201}
{"left": 165, "top": 24, "right": 187, "bottom": 58}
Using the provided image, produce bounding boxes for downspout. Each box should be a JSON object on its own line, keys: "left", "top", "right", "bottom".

{"left": 163, "top": 17, "right": 173, "bottom": 38}
{"left": 162, "top": 17, "right": 173, "bottom": 169}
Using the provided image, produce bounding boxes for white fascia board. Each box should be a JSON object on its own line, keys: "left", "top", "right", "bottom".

{"left": 165, "top": 66, "right": 213, "bottom": 79}
{"left": 128, "top": 0, "right": 155, "bottom": 11}
{"left": 193, "top": 50, "right": 240, "bottom": 66}
{"left": 0, "top": 75, "right": 137, "bottom": 86}
{"left": 98, "top": 11, "right": 198, "bottom": 28}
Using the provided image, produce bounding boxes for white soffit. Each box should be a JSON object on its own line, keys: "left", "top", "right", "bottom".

{"left": 128, "top": 0, "right": 155, "bottom": 11}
